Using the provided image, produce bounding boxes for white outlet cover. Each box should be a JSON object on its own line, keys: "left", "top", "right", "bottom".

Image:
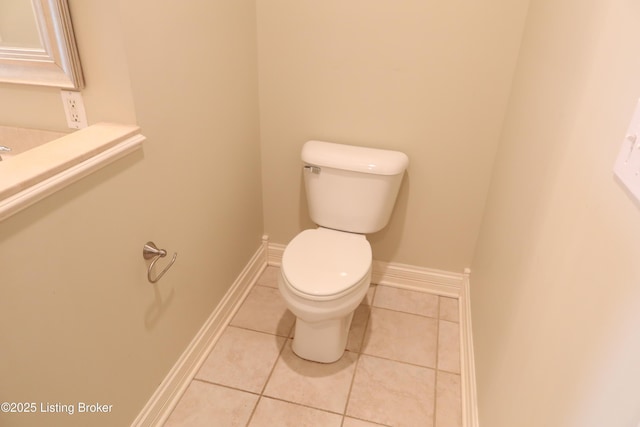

{"left": 61, "top": 90, "right": 88, "bottom": 129}
{"left": 614, "top": 98, "right": 640, "bottom": 203}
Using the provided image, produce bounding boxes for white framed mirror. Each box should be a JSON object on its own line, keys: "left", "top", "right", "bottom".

{"left": 0, "top": 0, "right": 84, "bottom": 89}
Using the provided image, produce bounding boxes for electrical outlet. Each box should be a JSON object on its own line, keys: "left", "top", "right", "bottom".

{"left": 61, "top": 90, "right": 88, "bottom": 129}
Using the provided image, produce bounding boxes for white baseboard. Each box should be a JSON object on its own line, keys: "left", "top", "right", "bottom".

{"left": 267, "top": 242, "right": 286, "bottom": 266}
{"left": 130, "top": 237, "right": 268, "bottom": 427}
{"left": 460, "top": 269, "right": 479, "bottom": 427}
{"left": 132, "top": 237, "right": 478, "bottom": 427}
{"left": 269, "top": 241, "right": 479, "bottom": 427}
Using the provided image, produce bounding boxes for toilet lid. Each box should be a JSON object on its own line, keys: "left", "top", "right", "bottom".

{"left": 282, "top": 228, "right": 372, "bottom": 298}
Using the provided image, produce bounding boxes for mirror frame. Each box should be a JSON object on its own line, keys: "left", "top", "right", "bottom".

{"left": 0, "top": 0, "right": 84, "bottom": 89}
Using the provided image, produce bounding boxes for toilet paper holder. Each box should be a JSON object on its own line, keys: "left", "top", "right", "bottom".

{"left": 143, "top": 241, "right": 177, "bottom": 283}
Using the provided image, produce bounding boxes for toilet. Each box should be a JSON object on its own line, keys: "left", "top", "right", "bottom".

{"left": 279, "top": 140, "right": 408, "bottom": 363}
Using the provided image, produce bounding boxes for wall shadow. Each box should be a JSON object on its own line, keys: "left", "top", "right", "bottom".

{"left": 367, "top": 171, "right": 410, "bottom": 261}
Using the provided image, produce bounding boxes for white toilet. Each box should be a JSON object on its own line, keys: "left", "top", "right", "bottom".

{"left": 279, "top": 140, "right": 409, "bottom": 363}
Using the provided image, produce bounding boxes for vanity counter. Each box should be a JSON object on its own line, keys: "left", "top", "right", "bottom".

{"left": 0, "top": 123, "right": 145, "bottom": 221}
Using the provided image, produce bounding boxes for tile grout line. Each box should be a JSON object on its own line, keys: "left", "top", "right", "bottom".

{"left": 357, "top": 350, "right": 438, "bottom": 371}
{"left": 195, "top": 376, "right": 353, "bottom": 425}
{"left": 244, "top": 318, "right": 293, "bottom": 426}
{"left": 340, "top": 355, "right": 361, "bottom": 426}
{"left": 225, "top": 323, "right": 291, "bottom": 339}
{"left": 191, "top": 349, "right": 454, "bottom": 426}
{"left": 369, "top": 304, "right": 446, "bottom": 322}
{"left": 191, "top": 378, "right": 261, "bottom": 397}
{"left": 252, "top": 393, "right": 351, "bottom": 418}
{"left": 373, "top": 284, "right": 450, "bottom": 321}
{"left": 341, "top": 283, "right": 378, "bottom": 425}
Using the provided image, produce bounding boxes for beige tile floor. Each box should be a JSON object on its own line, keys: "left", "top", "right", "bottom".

{"left": 164, "top": 266, "right": 462, "bottom": 427}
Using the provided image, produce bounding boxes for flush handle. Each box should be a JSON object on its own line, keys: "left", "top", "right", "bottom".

{"left": 304, "top": 165, "right": 321, "bottom": 174}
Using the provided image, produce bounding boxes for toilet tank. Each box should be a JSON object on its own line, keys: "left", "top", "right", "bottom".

{"left": 301, "top": 140, "right": 409, "bottom": 234}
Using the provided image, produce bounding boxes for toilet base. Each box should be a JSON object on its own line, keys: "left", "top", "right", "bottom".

{"left": 292, "top": 311, "right": 355, "bottom": 363}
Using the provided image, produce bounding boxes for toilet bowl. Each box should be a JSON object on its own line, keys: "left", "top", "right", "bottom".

{"left": 278, "top": 140, "right": 408, "bottom": 363}
{"left": 279, "top": 227, "right": 372, "bottom": 363}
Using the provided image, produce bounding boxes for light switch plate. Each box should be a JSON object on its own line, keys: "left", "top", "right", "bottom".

{"left": 614, "top": 98, "right": 640, "bottom": 202}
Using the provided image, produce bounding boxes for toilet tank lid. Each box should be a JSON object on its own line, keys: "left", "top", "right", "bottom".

{"left": 302, "top": 140, "right": 409, "bottom": 176}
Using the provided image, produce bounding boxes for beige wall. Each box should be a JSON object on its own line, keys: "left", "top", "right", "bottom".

{"left": 0, "top": 1, "right": 262, "bottom": 426}
{"left": 256, "top": 0, "right": 530, "bottom": 272}
{"left": 471, "top": 0, "right": 640, "bottom": 425}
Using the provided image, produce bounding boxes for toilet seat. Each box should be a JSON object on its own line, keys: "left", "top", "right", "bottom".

{"left": 282, "top": 228, "right": 372, "bottom": 300}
